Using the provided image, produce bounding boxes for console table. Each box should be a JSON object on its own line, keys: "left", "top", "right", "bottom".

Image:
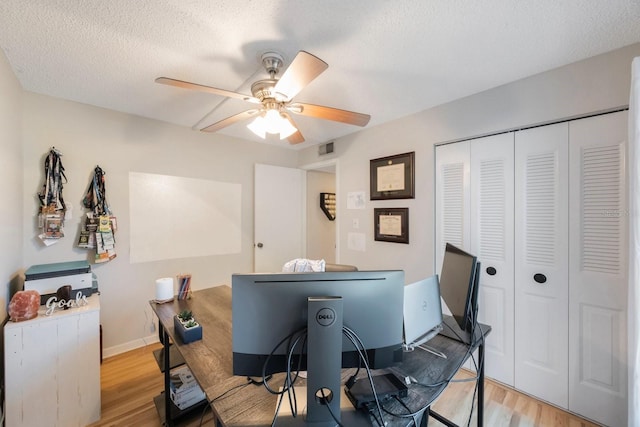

{"left": 149, "top": 286, "right": 489, "bottom": 427}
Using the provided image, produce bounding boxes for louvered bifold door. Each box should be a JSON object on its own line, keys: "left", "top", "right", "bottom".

{"left": 435, "top": 141, "right": 471, "bottom": 323}
{"left": 470, "top": 133, "right": 515, "bottom": 386}
{"left": 435, "top": 141, "right": 471, "bottom": 273}
{"left": 514, "top": 122, "right": 569, "bottom": 408}
{"left": 568, "top": 111, "right": 628, "bottom": 427}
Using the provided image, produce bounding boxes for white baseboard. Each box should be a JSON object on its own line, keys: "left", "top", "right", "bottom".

{"left": 103, "top": 334, "right": 160, "bottom": 359}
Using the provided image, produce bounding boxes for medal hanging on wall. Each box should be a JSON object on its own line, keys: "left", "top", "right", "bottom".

{"left": 37, "top": 147, "right": 67, "bottom": 246}
{"left": 78, "top": 165, "right": 117, "bottom": 263}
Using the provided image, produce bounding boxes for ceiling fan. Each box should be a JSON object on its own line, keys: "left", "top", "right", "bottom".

{"left": 155, "top": 51, "right": 371, "bottom": 144}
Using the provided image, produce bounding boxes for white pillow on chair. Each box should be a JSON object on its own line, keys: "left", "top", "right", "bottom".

{"left": 282, "top": 258, "right": 326, "bottom": 272}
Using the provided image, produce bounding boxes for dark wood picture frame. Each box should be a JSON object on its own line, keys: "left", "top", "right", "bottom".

{"left": 374, "top": 208, "right": 409, "bottom": 244}
{"left": 370, "top": 151, "right": 415, "bottom": 200}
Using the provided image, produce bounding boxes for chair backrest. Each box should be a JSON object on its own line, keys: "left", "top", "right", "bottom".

{"left": 324, "top": 263, "right": 358, "bottom": 272}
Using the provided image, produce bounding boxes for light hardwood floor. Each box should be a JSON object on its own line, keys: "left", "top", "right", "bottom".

{"left": 89, "top": 343, "right": 600, "bottom": 427}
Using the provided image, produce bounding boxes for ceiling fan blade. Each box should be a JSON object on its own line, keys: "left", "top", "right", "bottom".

{"left": 156, "top": 77, "right": 261, "bottom": 104}
{"left": 274, "top": 51, "right": 328, "bottom": 100}
{"left": 289, "top": 103, "right": 371, "bottom": 127}
{"left": 283, "top": 114, "right": 305, "bottom": 144}
{"left": 200, "top": 109, "right": 261, "bottom": 133}
{"left": 287, "top": 130, "right": 305, "bottom": 145}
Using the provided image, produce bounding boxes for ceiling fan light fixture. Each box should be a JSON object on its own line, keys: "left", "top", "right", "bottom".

{"left": 247, "top": 109, "right": 297, "bottom": 140}
{"left": 246, "top": 116, "right": 267, "bottom": 138}
{"left": 275, "top": 115, "right": 297, "bottom": 140}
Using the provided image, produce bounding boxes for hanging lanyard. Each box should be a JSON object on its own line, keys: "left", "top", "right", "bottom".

{"left": 39, "top": 147, "right": 66, "bottom": 211}
{"left": 83, "top": 166, "right": 110, "bottom": 216}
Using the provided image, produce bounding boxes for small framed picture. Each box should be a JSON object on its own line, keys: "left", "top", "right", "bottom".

{"left": 374, "top": 208, "right": 409, "bottom": 244}
{"left": 370, "top": 152, "right": 415, "bottom": 200}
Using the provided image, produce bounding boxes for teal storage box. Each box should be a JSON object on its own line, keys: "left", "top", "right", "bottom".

{"left": 24, "top": 260, "right": 94, "bottom": 304}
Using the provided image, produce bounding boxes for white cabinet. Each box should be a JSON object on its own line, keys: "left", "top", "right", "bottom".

{"left": 434, "top": 111, "right": 628, "bottom": 425}
{"left": 4, "top": 296, "right": 101, "bottom": 427}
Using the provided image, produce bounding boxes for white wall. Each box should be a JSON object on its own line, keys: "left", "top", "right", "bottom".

{"left": 0, "top": 49, "right": 23, "bottom": 322}
{"left": 306, "top": 171, "right": 336, "bottom": 262}
{"left": 5, "top": 42, "right": 640, "bottom": 354}
{"left": 299, "top": 43, "right": 640, "bottom": 285}
{"left": 20, "top": 93, "right": 299, "bottom": 355}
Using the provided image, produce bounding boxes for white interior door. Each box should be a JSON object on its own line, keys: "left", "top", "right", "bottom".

{"left": 568, "top": 111, "right": 628, "bottom": 427}
{"left": 514, "top": 122, "right": 569, "bottom": 408}
{"left": 254, "top": 164, "right": 305, "bottom": 272}
{"left": 470, "top": 132, "right": 515, "bottom": 386}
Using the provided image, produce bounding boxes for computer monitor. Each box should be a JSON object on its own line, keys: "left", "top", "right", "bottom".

{"left": 232, "top": 270, "right": 404, "bottom": 426}
{"left": 438, "top": 243, "right": 480, "bottom": 343}
{"left": 232, "top": 270, "right": 405, "bottom": 377}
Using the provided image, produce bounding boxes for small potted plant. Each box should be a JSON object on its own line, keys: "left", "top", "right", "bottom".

{"left": 174, "top": 309, "right": 202, "bottom": 343}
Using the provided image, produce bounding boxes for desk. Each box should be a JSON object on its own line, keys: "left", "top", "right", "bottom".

{"left": 150, "top": 286, "right": 489, "bottom": 427}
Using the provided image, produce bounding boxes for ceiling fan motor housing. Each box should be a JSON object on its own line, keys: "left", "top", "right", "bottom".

{"left": 251, "top": 51, "right": 289, "bottom": 103}
{"left": 261, "top": 51, "right": 284, "bottom": 76}
{"left": 251, "top": 79, "right": 284, "bottom": 103}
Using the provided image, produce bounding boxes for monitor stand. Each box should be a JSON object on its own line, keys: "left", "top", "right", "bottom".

{"left": 439, "top": 315, "right": 478, "bottom": 345}
{"left": 275, "top": 297, "right": 375, "bottom": 427}
{"left": 305, "top": 296, "right": 343, "bottom": 426}
{"left": 274, "top": 388, "right": 378, "bottom": 427}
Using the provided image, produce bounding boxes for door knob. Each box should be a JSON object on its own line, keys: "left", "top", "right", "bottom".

{"left": 256, "top": 242, "right": 263, "bottom": 248}
{"left": 533, "top": 273, "right": 547, "bottom": 284}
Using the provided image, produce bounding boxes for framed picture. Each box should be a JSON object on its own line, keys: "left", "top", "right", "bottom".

{"left": 370, "top": 151, "right": 415, "bottom": 200}
{"left": 374, "top": 208, "right": 409, "bottom": 244}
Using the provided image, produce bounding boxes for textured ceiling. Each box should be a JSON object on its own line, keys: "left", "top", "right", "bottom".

{"left": 1, "top": 1, "right": 639, "bottom": 149}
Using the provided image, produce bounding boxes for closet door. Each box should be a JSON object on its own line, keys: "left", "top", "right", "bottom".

{"left": 514, "top": 123, "right": 569, "bottom": 408}
{"left": 470, "top": 133, "right": 515, "bottom": 386}
{"left": 568, "top": 111, "right": 628, "bottom": 427}
{"left": 435, "top": 141, "right": 471, "bottom": 272}
{"left": 435, "top": 141, "right": 477, "bottom": 371}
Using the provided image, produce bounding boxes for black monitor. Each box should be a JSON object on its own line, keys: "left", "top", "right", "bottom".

{"left": 231, "top": 270, "right": 405, "bottom": 377}
{"left": 232, "top": 270, "right": 404, "bottom": 425}
{"left": 438, "top": 243, "right": 480, "bottom": 344}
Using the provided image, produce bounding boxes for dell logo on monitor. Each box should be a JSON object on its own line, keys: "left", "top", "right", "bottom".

{"left": 316, "top": 308, "right": 336, "bottom": 327}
